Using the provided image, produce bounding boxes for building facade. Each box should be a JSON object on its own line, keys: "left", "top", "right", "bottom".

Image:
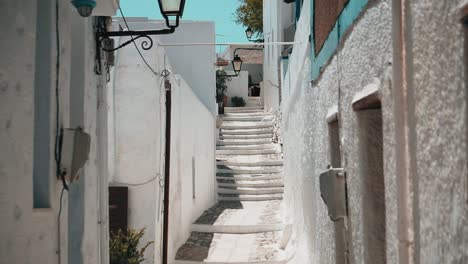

{"left": 279, "top": 0, "right": 468, "bottom": 263}
{"left": 0, "top": 0, "right": 117, "bottom": 263}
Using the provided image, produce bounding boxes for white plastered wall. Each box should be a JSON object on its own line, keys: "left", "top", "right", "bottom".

{"left": 0, "top": 1, "right": 110, "bottom": 263}
{"left": 110, "top": 34, "right": 216, "bottom": 264}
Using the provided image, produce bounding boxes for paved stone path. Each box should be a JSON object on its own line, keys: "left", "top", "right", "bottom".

{"left": 174, "top": 106, "right": 286, "bottom": 264}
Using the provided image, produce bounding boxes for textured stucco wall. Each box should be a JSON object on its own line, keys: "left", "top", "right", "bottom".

{"left": 0, "top": 1, "right": 109, "bottom": 263}
{"left": 283, "top": 0, "right": 468, "bottom": 263}
{"left": 282, "top": 1, "right": 393, "bottom": 263}
{"left": 410, "top": 1, "right": 468, "bottom": 262}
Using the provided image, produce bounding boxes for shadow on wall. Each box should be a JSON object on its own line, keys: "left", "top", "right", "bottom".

{"left": 174, "top": 163, "right": 243, "bottom": 261}
{"left": 356, "top": 107, "right": 386, "bottom": 264}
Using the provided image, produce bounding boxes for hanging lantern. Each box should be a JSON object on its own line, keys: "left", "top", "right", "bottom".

{"left": 158, "top": 0, "right": 186, "bottom": 28}
{"left": 232, "top": 55, "right": 243, "bottom": 75}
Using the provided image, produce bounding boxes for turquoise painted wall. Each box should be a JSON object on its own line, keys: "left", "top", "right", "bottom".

{"left": 310, "top": 0, "right": 368, "bottom": 79}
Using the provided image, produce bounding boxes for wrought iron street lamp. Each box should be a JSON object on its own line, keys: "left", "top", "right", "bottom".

{"left": 158, "top": 0, "right": 186, "bottom": 28}
{"left": 245, "top": 27, "right": 264, "bottom": 42}
{"left": 232, "top": 55, "right": 243, "bottom": 75}
{"left": 245, "top": 27, "right": 254, "bottom": 40}
{"left": 220, "top": 55, "right": 243, "bottom": 78}
{"left": 96, "top": 0, "right": 186, "bottom": 52}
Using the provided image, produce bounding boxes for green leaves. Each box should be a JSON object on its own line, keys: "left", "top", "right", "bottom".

{"left": 110, "top": 228, "right": 154, "bottom": 264}
{"left": 234, "top": 0, "right": 263, "bottom": 36}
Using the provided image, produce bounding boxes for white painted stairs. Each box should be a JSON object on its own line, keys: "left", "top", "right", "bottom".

{"left": 174, "top": 106, "right": 286, "bottom": 263}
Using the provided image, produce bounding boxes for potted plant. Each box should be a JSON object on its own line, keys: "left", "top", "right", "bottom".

{"left": 216, "top": 70, "right": 229, "bottom": 113}
{"left": 110, "top": 228, "right": 154, "bottom": 264}
{"left": 231, "top": 96, "right": 246, "bottom": 107}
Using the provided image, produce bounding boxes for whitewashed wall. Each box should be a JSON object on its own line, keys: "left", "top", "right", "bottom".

{"left": 0, "top": 1, "right": 110, "bottom": 264}
{"left": 110, "top": 34, "right": 216, "bottom": 264}
{"left": 225, "top": 71, "right": 249, "bottom": 106}
{"left": 168, "top": 75, "right": 217, "bottom": 262}
{"left": 263, "top": 0, "right": 291, "bottom": 111}
{"left": 110, "top": 35, "right": 166, "bottom": 264}
{"left": 114, "top": 18, "right": 217, "bottom": 114}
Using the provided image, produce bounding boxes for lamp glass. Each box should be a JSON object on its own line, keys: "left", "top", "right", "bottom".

{"left": 159, "top": 0, "right": 183, "bottom": 14}
{"left": 232, "top": 55, "right": 243, "bottom": 74}
{"left": 245, "top": 27, "right": 253, "bottom": 39}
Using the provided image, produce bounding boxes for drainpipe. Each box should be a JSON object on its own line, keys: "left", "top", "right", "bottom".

{"left": 162, "top": 80, "right": 172, "bottom": 264}
{"left": 392, "top": 0, "right": 417, "bottom": 263}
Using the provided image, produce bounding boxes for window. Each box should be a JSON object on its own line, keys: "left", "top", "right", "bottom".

{"left": 33, "top": 0, "right": 53, "bottom": 208}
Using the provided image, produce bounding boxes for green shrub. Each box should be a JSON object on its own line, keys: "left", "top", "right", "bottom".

{"left": 110, "top": 228, "right": 154, "bottom": 264}
{"left": 231, "top": 96, "right": 246, "bottom": 107}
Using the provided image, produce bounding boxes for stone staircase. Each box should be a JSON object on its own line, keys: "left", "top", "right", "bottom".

{"left": 174, "top": 106, "right": 286, "bottom": 264}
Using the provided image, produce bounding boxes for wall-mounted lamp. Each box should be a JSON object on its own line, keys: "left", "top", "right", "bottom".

{"left": 96, "top": 0, "right": 186, "bottom": 52}
{"left": 158, "top": 0, "right": 186, "bottom": 28}
{"left": 232, "top": 55, "right": 243, "bottom": 76}
{"left": 218, "top": 55, "right": 244, "bottom": 78}
{"left": 71, "top": 0, "right": 96, "bottom": 17}
{"left": 245, "top": 27, "right": 264, "bottom": 42}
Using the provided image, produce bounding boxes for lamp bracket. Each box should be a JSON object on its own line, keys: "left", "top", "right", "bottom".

{"left": 96, "top": 28, "right": 175, "bottom": 52}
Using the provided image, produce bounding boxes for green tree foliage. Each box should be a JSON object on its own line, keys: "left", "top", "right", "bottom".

{"left": 234, "top": 0, "right": 263, "bottom": 36}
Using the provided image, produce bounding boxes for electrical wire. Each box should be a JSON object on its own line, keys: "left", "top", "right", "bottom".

{"left": 118, "top": 7, "right": 159, "bottom": 76}
{"left": 111, "top": 174, "right": 160, "bottom": 187}
{"left": 111, "top": 70, "right": 170, "bottom": 187}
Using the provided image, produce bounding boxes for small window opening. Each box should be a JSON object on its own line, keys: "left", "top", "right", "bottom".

{"left": 463, "top": 16, "right": 468, "bottom": 203}
{"left": 33, "top": 0, "right": 53, "bottom": 208}
{"left": 356, "top": 105, "right": 386, "bottom": 263}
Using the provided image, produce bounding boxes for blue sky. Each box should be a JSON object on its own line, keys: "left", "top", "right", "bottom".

{"left": 118, "top": 0, "right": 248, "bottom": 51}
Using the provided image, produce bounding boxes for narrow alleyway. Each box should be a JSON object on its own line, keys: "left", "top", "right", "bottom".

{"left": 174, "top": 106, "right": 286, "bottom": 263}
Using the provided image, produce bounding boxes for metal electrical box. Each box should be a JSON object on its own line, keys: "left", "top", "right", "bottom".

{"left": 61, "top": 128, "right": 91, "bottom": 183}
{"left": 319, "top": 168, "right": 347, "bottom": 221}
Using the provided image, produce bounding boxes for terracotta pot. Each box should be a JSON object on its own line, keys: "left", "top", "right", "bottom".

{"left": 223, "top": 95, "right": 228, "bottom": 106}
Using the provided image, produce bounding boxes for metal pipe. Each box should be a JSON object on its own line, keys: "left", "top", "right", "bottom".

{"left": 392, "top": 0, "right": 416, "bottom": 263}
{"left": 162, "top": 80, "right": 172, "bottom": 264}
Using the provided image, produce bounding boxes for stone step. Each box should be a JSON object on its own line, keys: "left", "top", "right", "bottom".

{"left": 218, "top": 187, "right": 284, "bottom": 195}
{"left": 216, "top": 145, "right": 276, "bottom": 151}
{"left": 219, "top": 134, "right": 272, "bottom": 140}
{"left": 224, "top": 106, "right": 264, "bottom": 112}
{"left": 217, "top": 168, "right": 283, "bottom": 174}
{"left": 220, "top": 129, "right": 273, "bottom": 135}
{"left": 222, "top": 116, "right": 274, "bottom": 122}
{"left": 174, "top": 231, "right": 285, "bottom": 263}
{"left": 217, "top": 139, "right": 272, "bottom": 146}
{"left": 217, "top": 181, "right": 284, "bottom": 188}
{"left": 217, "top": 149, "right": 279, "bottom": 155}
{"left": 216, "top": 175, "right": 283, "bottom": 181}
{"left": 174, "top": 260, "right": 287, "bottom": 264}
{"left": 219, "top": 194, "right": 283, "bottom": 201}
{"left": 223, "top": 112, "right": 271, "bottom": 117}
{"left": 217, "top": 160, "right": 283, "bottom": 167}
{"left": 221, "top": 123, "right": 274, "bottom": 130}
{"left": 191, "top": 224, "right": 283, "bottom": 234}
